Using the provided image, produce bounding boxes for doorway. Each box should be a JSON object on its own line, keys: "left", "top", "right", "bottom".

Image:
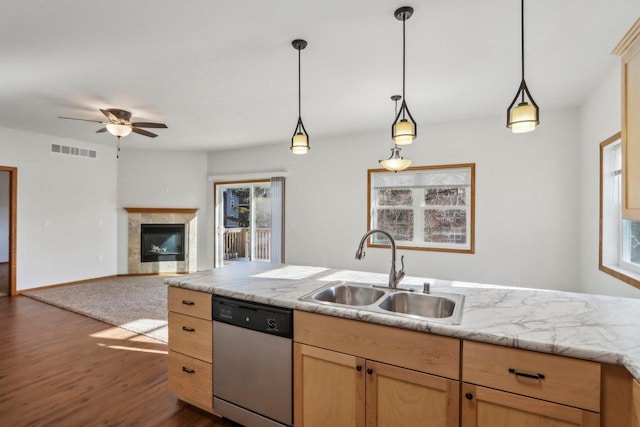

{"left": 0, "top": 167, "right": 16, "bottom": 297}
{"left": 214, "top": 179, "right": 285, "bottom": 268}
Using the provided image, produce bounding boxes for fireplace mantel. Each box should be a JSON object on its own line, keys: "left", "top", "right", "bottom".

{"left": 124, "top": 207, "right": 198, "bottom": 214}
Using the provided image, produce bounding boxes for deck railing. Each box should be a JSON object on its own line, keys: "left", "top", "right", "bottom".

{"left": 224, "top": 228, "right": 271, "bottom": 261}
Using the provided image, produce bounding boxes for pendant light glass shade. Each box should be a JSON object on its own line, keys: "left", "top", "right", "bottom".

{"left": 380, "top": 146, "right": 411, "bottom": 172}
{"left": 391, "top": 7, "right": 417, "bottom": 145}
{"left": 106, "top": 123, "right": 132, "bottom": 137}
{"left": 508, "top": 101, "right": 537, "bottom": 133}
{"left": 506, "top": 0, "right": 539, "bottom": 133}
{"left": 291, "top": 121, "right": 309, "bottom": 154}
{"left": 291, "top": 39, "right": 310, "bottom": 154}
{"left": 393, "top": 116, "right": 415, "bottom": 145}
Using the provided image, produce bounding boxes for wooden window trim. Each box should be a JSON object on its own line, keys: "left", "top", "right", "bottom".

{"left": 367, "top": 164, "right": 475, "bottom": 254}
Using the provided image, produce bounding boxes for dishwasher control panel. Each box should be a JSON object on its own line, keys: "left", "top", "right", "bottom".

{"left": 212, "top": 296, "right": 293, "bottom": 338}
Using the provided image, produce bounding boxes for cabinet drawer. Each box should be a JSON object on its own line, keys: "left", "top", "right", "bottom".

{"left": 168, "top": 351, "right": 213, "bottom": 413}
{"left": 463, "top": 341, "right": 600, "bottom": 412}
{"left": 168, "top": 312, "right": 213, "bottom": 362}
{"left": 168, "top": 287, "right": 212, "bottom": 319}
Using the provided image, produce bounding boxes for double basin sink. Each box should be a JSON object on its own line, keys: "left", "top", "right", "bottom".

{"left": 300, "top": 281, "right": 464, "bottom": 324}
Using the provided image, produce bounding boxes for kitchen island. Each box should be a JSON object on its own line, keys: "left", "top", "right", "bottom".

{"left": 166, "top": 262, "right": 640, "bottom": 426}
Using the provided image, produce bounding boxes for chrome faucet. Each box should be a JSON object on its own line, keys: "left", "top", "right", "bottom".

{"left": 355, "top": 229, "right": 405, "bottom": 289}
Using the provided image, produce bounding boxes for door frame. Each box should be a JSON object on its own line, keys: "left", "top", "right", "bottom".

{"left": 0, "top": 166, "right": 17, "bottom": 296}
{"left": 213, "top": 179, "right": 270, "bottom": 268}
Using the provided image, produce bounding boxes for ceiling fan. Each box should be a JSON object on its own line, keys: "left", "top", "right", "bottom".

{"left": 59, "top": 108, "right": 168, "bottom": 139}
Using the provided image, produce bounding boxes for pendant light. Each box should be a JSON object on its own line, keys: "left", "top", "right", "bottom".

{"left": 291, "top": 39, "right": 310, "bottom": 154}
{"left": 381, "top": 95, "right": 412, "bottom": 172}
{"left": 391, "top": 6, "right": 417, "bottom": 146}
{"left": 506, "top": 0, "right": 539, "bottom": 133}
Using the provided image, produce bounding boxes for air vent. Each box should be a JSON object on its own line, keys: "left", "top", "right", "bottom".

{"left": 51, "top": 144, "right": 97, "bottom": 159}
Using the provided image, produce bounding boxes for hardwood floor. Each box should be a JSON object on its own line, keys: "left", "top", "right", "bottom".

{"left": 0, "top": 296, "right": 239, "bottom": 426}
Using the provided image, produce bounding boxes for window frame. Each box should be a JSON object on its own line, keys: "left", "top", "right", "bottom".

{"left": 599, "top": 132, "right": 640, "bottom": 289}
{"left": 367, "top": 163, "right": 475, "bottom": 254}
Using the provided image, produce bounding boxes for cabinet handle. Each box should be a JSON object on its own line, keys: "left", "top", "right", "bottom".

{"left": 366, "top": 368, "right": 373, "bottom": 375}
{"left": 181, "top": 300, "right": 195, "bottom": 306}
{"left": 465, "top": 393, "right": 473, "bottom": 400}
{"left": 508, "top": 368, "right": 545, "bottom": 380}
{"left": 182, "top": 326, "right": 195, "bottom": 332}
{"left": 182, "top": 367, "right": 195, "bottom": 374}
{"left": 356, "top": 365, "right": 362, "bottom": 371}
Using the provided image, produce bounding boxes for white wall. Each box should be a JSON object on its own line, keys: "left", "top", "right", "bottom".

{"left": 0, "top": 127, "right": 118, "bottom": 291}
{"left": 208, "top": 108, "right": 581, "bottom": 292}
{"left": 0, "top": 171, "right": 9, "bottom": 262}
{"left": 579, "top": 65, "right": 640, "bottom": 298}
{"left": 117, "top": 149, "right": 210, "bottom": 274}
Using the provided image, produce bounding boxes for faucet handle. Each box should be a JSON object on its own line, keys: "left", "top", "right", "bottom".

{"left": 398, "top": 255, "right": 405, "bottom": 274}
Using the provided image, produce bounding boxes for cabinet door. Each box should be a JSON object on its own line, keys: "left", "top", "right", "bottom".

{"left": 366, "top": 360, "right": 459, "bottom": 427}
{"left": 462, "top": 383, "right": 599, "bottom": 427}
{"left": 294, "top": 343, "right": 365, "bottom": 427}
{"left": 619, "top": 19, "right": 640, "bottom": 219}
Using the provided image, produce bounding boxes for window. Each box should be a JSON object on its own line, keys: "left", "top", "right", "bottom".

{"left": 368, "top": 164, "right": 475, "bottom": 253}
{"left": 600, "top": 133, "right": 640, "bottom": 288}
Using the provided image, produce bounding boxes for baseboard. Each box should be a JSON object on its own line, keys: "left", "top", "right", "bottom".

{"left": 17, "top": 275, "right": 119, "bottom": 294}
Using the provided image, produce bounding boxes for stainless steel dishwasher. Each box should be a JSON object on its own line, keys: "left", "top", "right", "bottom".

{"left": 212, "top": 296, "right": 293, "bottom": 427}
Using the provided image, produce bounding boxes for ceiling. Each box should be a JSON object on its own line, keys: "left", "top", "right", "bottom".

{"left": 1, "top": 1, "right": 639, "bottom": 152}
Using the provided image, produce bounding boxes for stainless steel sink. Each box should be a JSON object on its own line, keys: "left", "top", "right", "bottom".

{"left": 311, "top": 283, "right": 386, "bottom": 306}
{"left": 299, "top": 281, "right": 464, "bottom": 324}
{"left": 378, "top": 292, "right": 455, "bottom": 318}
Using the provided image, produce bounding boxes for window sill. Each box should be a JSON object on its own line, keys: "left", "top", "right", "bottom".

{"left": 600, "top": 263, "right": 640, "bottom": 290}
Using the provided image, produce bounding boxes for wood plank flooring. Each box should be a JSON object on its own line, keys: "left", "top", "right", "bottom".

{"left": 0, "top": 296, "right": 238, "bottom": 426}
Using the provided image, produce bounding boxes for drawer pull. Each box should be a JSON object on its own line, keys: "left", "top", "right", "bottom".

{"left": 509, "top": 368, "right": 545, "bottom": 380}
{"left": 182, "top": 326, "right": 195, "bottom": 332}
{"left": 181, "top": 300, "right": 195, "bottom": 306}
{"left": 182, "top": 366, "right": 195, "bottom": 374}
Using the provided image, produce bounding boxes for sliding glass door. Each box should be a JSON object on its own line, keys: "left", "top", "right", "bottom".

{"left": 214, "top": 180, "right": 280, "bottom": 267}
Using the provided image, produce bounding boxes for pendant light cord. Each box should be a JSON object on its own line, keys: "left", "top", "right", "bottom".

{"left": 520, "top": 0, "right": 525, "bottom": 103}
{"left": 298, "top": 47, "right": 302, "bottom": 118}
{"left": 402, "top": 15, "right": 407, "bottom": 119}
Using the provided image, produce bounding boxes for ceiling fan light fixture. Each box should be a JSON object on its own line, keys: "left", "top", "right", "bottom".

{"left": 106, "top": 123, "right": 132, "bottom": 137}
{"left": 380, "top": 146, "right": 411, "bottom": 172}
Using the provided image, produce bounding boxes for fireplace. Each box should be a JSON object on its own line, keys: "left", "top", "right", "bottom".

{"left": 140, "top": 224, "right": 186, "bottom": 263}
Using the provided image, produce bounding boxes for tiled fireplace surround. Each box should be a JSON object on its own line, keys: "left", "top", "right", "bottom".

{"left": 125, "top": 207, "right": 198, "bottom": 274}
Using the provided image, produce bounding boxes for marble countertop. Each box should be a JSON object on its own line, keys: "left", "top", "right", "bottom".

{"left": 166, "top": 263, "right": 640, "bottom": 381}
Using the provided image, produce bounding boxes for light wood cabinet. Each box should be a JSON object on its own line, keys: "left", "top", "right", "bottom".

{"left": 167, "top": 286, "right": 213, "bottom": 413}
{"left": 633, "top": 378, "right": 640, "bottom": 427}
{"left": 294, "top": 343, "right": 365, "bottom": 427}
{"left": 462, "top": 341, "right": 600, "bottom": 426}
{"left": 614, "top": 18, "right": 640, "bottom": 220}
{"left": 294, "top": 311, "right": 460, "bottom": 427}
{"left": 461, "top": 383, "right": 599, "bottom": 427}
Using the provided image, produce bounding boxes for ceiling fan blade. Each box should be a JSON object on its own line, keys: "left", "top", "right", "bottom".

{"left": 96, "top": 127, "right": 107, "bottom": 133}
{"left": 131, "top": 128, "right": 158, "bottom": 138}
{"left": 58, "top": 116, "right": 104, "bottom": 124}
{"left": 131, "top": 122, "right": 168, "bottom": 129}
{"left": 100, "top": 109, "right": 119, "bottom": 123}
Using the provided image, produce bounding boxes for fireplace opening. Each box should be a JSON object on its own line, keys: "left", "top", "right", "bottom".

{"left": 140, "top": 224, "right": 186, "bottom": 263}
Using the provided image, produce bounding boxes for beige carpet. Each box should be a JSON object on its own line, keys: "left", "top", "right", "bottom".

{"left": 23, "top": 276, "right": 170, "bottom": 342}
